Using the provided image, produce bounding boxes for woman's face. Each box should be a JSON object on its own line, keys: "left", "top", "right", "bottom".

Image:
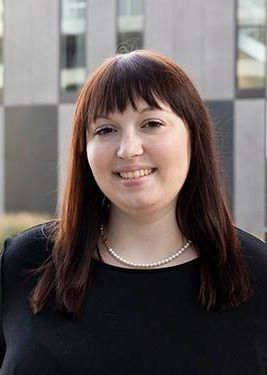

{"left": 86, "top": 98, "right": 191, "bottom": 217}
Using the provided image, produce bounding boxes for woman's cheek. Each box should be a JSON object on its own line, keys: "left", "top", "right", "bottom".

{"left": 87, "top": 143, "right": 114, "bottom": 174}
{"left": 87, "top": 142, "right": 101, "bottom": 164}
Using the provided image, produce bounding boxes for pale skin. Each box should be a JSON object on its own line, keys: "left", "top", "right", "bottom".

{"left": 86, "top": 98, "right": 199, "bottom": 268}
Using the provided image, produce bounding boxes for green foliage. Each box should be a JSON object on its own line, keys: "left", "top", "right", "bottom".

{"left": 0, "top": 212, "right": 54, "bottom": 250}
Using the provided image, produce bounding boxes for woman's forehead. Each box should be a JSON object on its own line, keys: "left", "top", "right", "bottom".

{"left": 95, "top": 97, "right": 168, "bottom": 120}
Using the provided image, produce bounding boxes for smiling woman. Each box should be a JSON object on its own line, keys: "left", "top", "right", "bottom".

{"left": 1, "top": 50, "right": 267, "bottom": 374}
{"left": 86, "top": 100, "right": 191, "bottom": 224}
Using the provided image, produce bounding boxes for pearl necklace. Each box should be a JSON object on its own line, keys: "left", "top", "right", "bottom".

{"left": 100, "top": 224, "right": 192, "bottom": 269}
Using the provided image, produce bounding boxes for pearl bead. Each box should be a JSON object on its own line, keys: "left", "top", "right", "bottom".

{"left": 100, "top": 224, "right": 192, "bottom": 269}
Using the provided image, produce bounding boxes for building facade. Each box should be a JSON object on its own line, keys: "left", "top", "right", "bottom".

{"left": 0, "top": 0, "right": 265, "bottom": 238}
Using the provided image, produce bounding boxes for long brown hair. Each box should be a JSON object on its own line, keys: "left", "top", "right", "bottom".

{"left": 30, "top": 50, "right": 252, "bottom": 316}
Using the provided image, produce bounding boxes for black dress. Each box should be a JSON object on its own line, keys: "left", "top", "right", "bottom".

{"left": 0, "top": 222, "right": 267, "bottom": 374}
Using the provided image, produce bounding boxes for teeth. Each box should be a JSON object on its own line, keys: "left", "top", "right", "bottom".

{"left": 119, "top": 168, "right": 155, "bottom": 179}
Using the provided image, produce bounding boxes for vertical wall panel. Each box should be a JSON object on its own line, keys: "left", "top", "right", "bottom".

{"left": 87, "top": 0, "right": 116, "bottom": 73}
{"left": 174, "top": 0, "right": 235, "bottom": 100}
{"left": 173, "top": 0, "right": 205, "bottom": 94}
{"left": 206, "top": 101, "right": 234, "bottom": 212}
{"left": 145, "top": 0, "right": 175, "bottom": 58}
{"left": 203, "top": 0, "right": 235, "bottom": 100}
{"left": 58, "top": 104, "right": 75, "bottom": 199}
{"left": 4, "top": 0, "right": 59, "bottom": 105}
{"left": 0, "top": 107, "right": 3, "bottom": 213}
{"left": 234, "top": 100, "right": 265, "bottom": 236}
{"left": 5, "top": 106, "right": 58, "bottom": 214}
{"left": 2, "top": 0, "right": 266, "bottom": 230}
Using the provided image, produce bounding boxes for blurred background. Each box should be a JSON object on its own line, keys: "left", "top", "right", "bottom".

{"left": 0, "top": 0, "right": 266, "bottom": 243}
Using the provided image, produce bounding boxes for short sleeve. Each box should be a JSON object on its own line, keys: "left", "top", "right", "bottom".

{"left": 0, "top": 240, "right": 7, "bottom": 368}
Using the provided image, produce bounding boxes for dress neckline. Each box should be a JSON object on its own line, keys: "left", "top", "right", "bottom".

{"left": 92, "top": 256, "right": 200, "bottom": 274}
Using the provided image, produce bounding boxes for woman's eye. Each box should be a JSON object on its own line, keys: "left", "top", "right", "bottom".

{"left": 143, "top": 120, "right": 163, "bottom": 128}
{"left": 95, "top": 127, "right": 115, "bottom": 136}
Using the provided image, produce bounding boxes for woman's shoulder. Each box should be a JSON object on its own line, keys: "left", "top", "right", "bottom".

{"left": 236, "top": 227, "right": 267, "bottom": 257}
{"left": 1, "top": 220, "right": 57, "bottom": 272}
{"left": 235, "top": 227, "right": 267, "bottom": 284}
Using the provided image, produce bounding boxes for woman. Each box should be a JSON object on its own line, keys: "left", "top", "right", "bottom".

{"left": 1, "top": 49, "right": 267, "bottom": 374}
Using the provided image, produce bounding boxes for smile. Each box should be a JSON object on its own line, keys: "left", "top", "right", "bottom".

{"left": 117, "top": 168, "right": 157, "bottom": 179}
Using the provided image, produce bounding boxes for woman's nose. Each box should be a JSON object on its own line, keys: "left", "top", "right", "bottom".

{"left": 116, "top": 133, "right": 144, "bottom": 159}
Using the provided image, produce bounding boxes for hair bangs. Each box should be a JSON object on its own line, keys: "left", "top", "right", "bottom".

{"left": 86, "top": 54, "right": 176, "bottom": 124}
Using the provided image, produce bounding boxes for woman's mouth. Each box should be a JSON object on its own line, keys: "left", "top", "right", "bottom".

{"left": 116, "top": 168, "right": 157, "bottom": 179}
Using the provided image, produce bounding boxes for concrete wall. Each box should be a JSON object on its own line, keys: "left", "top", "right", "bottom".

{"left": 87, "top": 0, "right": 117, "bottom": 73}
{"left": 0, "top": 107, "right": 4, "bottom": 214}
{"left": 202, "top": 0, "right": 235, "bottom": 100}
{"left": 206, "top": 101, "right": 234, "bottom": 212}
{"left": 58, "top": 104, "right": 75, "bottom": 198}
{"left": 234, "top": 99, "right": 265, "bottom": 237}
{"left": 5, "top": 106, "right": 58, "bottom": 215}
{"left": 145, "top": 0, "right": 235, "bottom": 100}
{"left": 4, "top": 0, "right": 59, "bottom": 105}
{"left": 3, "top": 0, "right": 60, "bottom": 215}
{"left": 1, "top": 0, "right": 265, "bottom": 236}
{"left": 145, "top": 0, "right": 175, "bottom": 59}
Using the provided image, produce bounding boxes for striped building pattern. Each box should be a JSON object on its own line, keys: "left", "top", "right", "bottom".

{"left": 0, "top": 0, "right": 265, "bottom": 238}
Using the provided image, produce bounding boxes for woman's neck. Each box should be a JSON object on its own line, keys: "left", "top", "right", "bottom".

{"left": 97, "top": 205, "right": 198, "bottom": 267}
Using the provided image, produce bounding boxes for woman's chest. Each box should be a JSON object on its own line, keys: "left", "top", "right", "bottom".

{"left": 2, "top": 298, "right": 264, "bottom": 375}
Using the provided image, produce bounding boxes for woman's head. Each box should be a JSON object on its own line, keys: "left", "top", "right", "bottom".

{"left": 31, "top": 51, "right": 252, "bottom": 316}
{"left": 73, "top": 49, "right": 215, "bottom": 223}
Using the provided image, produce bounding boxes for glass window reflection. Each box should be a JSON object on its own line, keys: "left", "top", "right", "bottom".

{"left": 237, "top": 0, "right": 266, "bottom": 92}
{"left": 60, "top": 0, "right": 86, "bottom": 100}
{"left": 117, "top": 0, "right": 144, "bottom": 53}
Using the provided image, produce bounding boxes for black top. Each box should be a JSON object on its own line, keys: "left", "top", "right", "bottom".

{"left": 0, "top": 222, "right": 267, "bottom": 374}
